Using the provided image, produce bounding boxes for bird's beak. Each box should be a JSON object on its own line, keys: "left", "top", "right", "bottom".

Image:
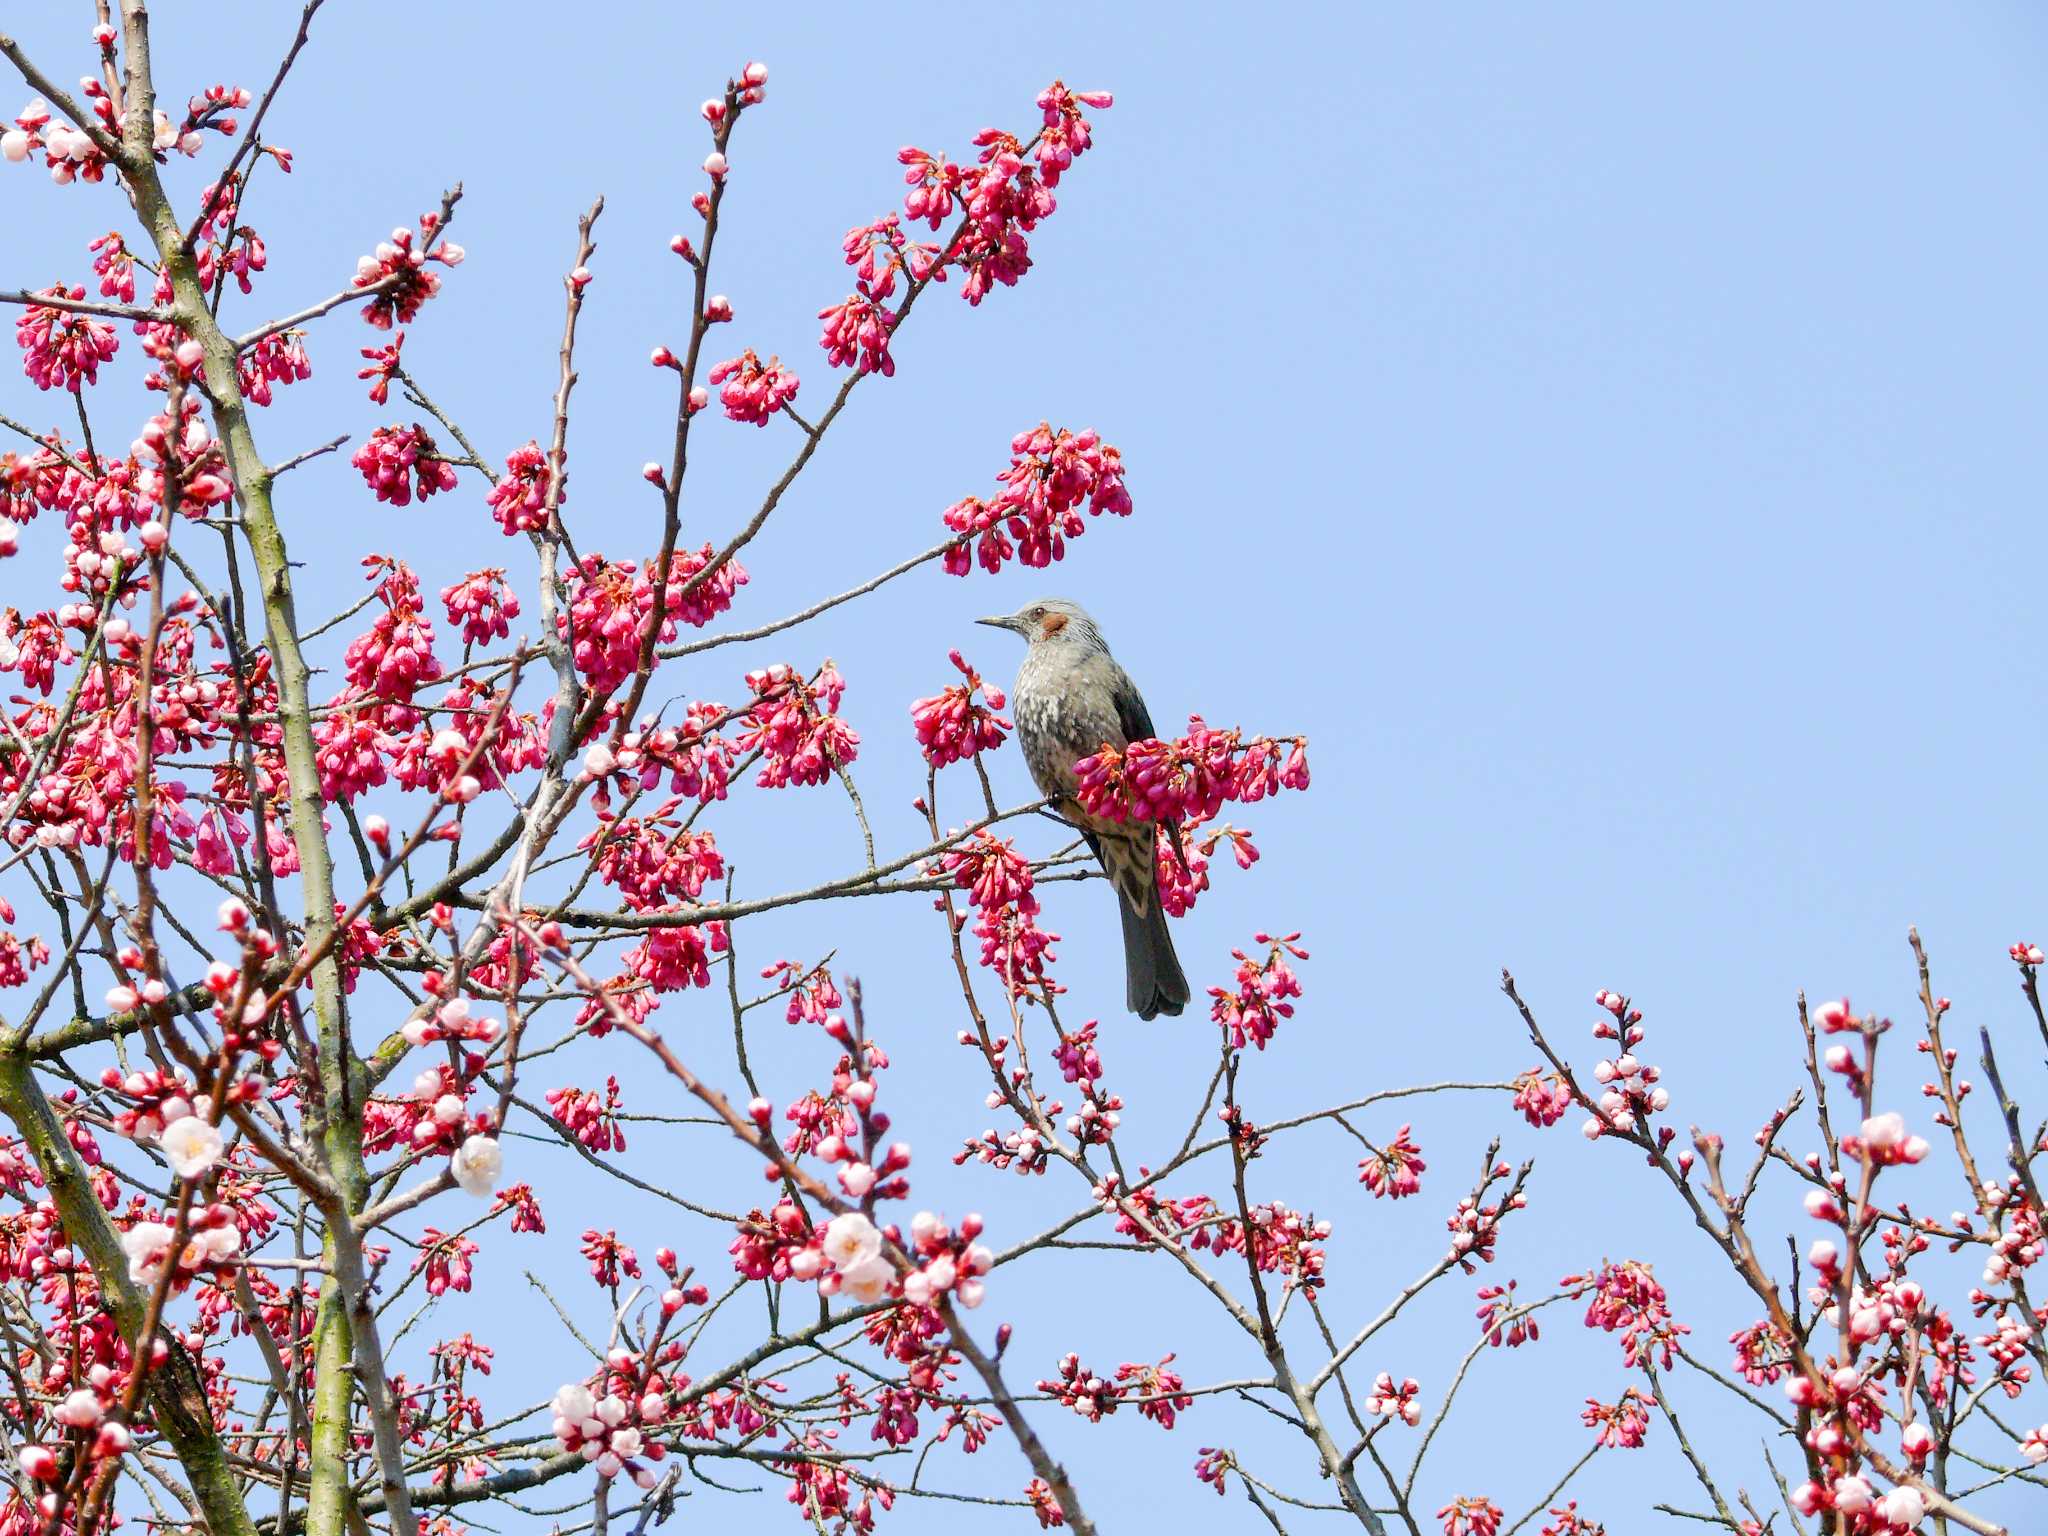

{"left": 975, "top": 615, "right": 1016, "bottom": 633}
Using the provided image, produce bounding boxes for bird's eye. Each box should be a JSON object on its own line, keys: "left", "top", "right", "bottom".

{"left": 1028, "top": 607, "right": 1044, "bottom": 620}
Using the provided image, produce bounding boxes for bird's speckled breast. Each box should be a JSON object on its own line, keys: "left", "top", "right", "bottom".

{"left": 1013, "top": 645, "right": 1129, "bottom": 803}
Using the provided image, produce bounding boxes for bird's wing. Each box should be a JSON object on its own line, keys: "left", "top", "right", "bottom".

{"left": 1105, "top": 660, "right": 1191, "bottom": 881}
{"left": 1107, "top": 660, "right": 1159, "bottom": 747}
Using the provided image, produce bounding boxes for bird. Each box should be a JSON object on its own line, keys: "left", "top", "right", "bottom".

{"left": 977, "top": 597, "right": 1189, "bottom": 1020}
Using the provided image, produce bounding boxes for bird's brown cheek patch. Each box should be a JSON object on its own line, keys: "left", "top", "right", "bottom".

{"left": 1040, "top": 613, "right": 1069, "bottom": 638}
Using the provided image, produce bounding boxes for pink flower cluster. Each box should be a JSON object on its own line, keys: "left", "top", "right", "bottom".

{"left": 238, "top": 329, "right": 311, "bottom": 406}
{"left": 1447, "top": 1171, "right": 1524, "bottom": 1272}
{"left": 1476, "top": 1281, "right": 1539, "bottom": 1348}
{"left": 558, "top": 549, "right": 747, "bottom": 693}
{"left": 485, "top": 441, "right": 554, "bottom": 535}
{"left": 941, "top": 423, "right": 1131, "bottom": 575}
{"left": 86, "top": 230, "right": 134, "bottom": 301}
{"left": 816, "top": 292, "right": 896, "bottom": 377}
{"left": 351, "top": 424, "right": 459, "bottom": 506}
{"left": 936, "top": 830, "right": 1059, "bottom": 995}
{"left": 707, "top": 349, "right": 799, "bottom": 425}
{"left": 938, "top": 831, "right": 1034, "bottom": 913}
{"left": 886, "top": 84, "right": 1107, "bottom": 310}
{"left": 343, "top": 558, "right": 442, "bottom": 705}
{"left": 1579, "top": 990, "right": 1669, "bottom": 1140}
{"left": 1364, "top": 1372, "right": 1422, "bottom": 1425}
{"left": 580, "top": 1228, "right": 641, "bottom": 1287}
{"left": 1209, "top": 932, "right": 1307, "bottom": 1053}
{"left": 415, "top": 1228, "right": 479, "bottom": 1296}
{"left": 354, "top": 220, "right": 461, "bottom": 330}
{"left": 1074, "top": 716, "right": 1309, "bottom": 827}
{"left": 1581, "top": 1388, "right": 1653, "bottom": 1449}
{"left": 1790, "top": 1476, "right": 1927, "bottom": 1531}
{"left": 1837, "top": 1109, "right": 1931, "bottom": 1169}
{"left": 1565, "top": 1258, "right": 1688, "bottom": 1370}
{"left": 1359, "top": 1124, "right": 1426, "bottom": 1199}
{"left": 550, "top": 1361, "right": 674, "bottom": 1487}
{"left": 581, "top": 704, "right": 738, "bottom": 807}
{"left": 909, "top": 650, "right": 1011, "bottom": 767}
{"left": 399, "top": 996, "right": 505, "bottom": 1051}
{"left": 547, "top": 1078, "right": 626, "bottom": 1153}
{"left": 736, "top": 662, "right": 859, "bottom": 788}
{"left": 358, "top": 331, "right": 404, "bottom": 402}
{"left": 2, "top": 97, "right": 111, "bottom": 184}
{"left": 1728, "top": 1319, "right": 1792, "bottom": 1385}
{"left": 134, "top": 399, "right": 236, "bottom": 518}
{"left": 1034, "top": 85, "right": 1110, "bottom": 182}
{"left": 16, "top": 286, "right": 118, "bottom": 391}
{"left": 1439, "top": 1495, "right": 1503, "bottom": 1536}
{"left": 1511, "top": 1067, "right": 1574, "bottom": 1128}
{"left": 895, "top": 1209, "right": 994, "bottom": 1308}
{"left": 440, "top": 567, "right": 521, "bottom": 646}
{"left": 763, "top": 959, "right": 844, "bottom": 1026}
{"left": 1036, "top": 1353, "right": 1124, "bottom": 1424}
{"left": 582, "top": 810, "right": 723, "bottom": 912}
{"left": 622, "top": 918, "right": 730, "bottom": 994}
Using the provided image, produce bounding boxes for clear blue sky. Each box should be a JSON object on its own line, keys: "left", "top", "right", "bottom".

{"left": 5, "top": 3, "right": 2046, "bottom": 1529}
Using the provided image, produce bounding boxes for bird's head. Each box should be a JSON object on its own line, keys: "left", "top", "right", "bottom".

{"left": 975, "top": 597, "right": 1103, "bottom": 649}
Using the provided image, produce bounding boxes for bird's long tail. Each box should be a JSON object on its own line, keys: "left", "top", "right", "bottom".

{"left": 1089, "top": 827, "right": 1189, "bottom": 1020}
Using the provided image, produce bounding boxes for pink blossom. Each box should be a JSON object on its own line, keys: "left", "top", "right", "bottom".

{"left": 817, "top": 292, "right": 898, "bottom": 376}
{"left": 1209, "top": 933, "right": 1307, "bottom": 1053}
{"left": 623, "top": 918, "right": 729, "bottom": 993}
{"left": 486, "top": 441, "right": 555, "bottom": 535}
{"left": 1581, "top": 1388, "right": 1653, "bottom": 1449}
{"left": 440, "top": 567, "right": 521, "bottom": 646}
{"left": 547, "top": 1078, "right": 627, "bottom": 1153}
{"left": 357, "top": 331, "right": 404, "bottom": 404}
{"left": 1359, "top": 1124, "right": 1426, "bottom": 1199}
{"left": 354, "top": 223, "right": 454, "bottom": 329}
{"left": 16, "top": 286, "right": 118, "bottom": 391}
{"left": 942, "top": 423, "right": 1131, "bottom": 575}
{"left": 1564, "top": 1259, "right": 1688, "bottom": 1370}
{"left": 1439, "top": 1496, "right": 1503, "bottom": 1536}
{"left": 707, "top": 349, "right": 799, "bottom": 425}
{"left": 1511, "top": 1067, "right": 1574, "bottom": 1128}
{"left": 1363, "top": 1372, "right": 1422, "bottom": 1426}
{"left": 910, "top": 651, "right": 1010, "bottom": 766}
{"left": 351, "top": 424, "right": 458, "bottom": 506}
{"left": 1034, "top": 84, "right": 1112, "bottom": 188}
{"left": 736, "top": 662, "right": 859, "bottom": 788}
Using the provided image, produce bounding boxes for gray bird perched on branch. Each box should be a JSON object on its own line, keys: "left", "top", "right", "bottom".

{"left": 977, "top": 598, "right": 1190, "bottom": 1020}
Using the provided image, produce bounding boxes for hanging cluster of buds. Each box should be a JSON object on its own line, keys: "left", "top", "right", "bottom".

{"left": 1073, "top": 717, "right": 1309, "bottom": 825}
{"left": 1209, "top": 932, "right": 1307, "bottom": 1053}
{"left": 16, "top": 285, "right": 119, "bottom": 392}
{"left": 736, "top": 661, "right": 858, "bottom": 788}
{"left": 941, "top": 423, "right": 1132, "bottom": 575}
{"left": 706, "top": 349, "right": 799, "bottom": 425}
{"left": 909, "top": 650, "right": 1011, "bottom": 767}
{"left": 1358, "top": 1124, "right": 1426, "bottom": 1200}
{"left": 351, "top": 423, "right": 459, "bottom": 506}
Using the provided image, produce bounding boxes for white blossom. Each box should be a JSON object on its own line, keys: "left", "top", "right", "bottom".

{"left": 120, "top": 1220, "right": 175, "bottom": 1285}
{"left": 450, "top": 1135, "right": 502, "bottom": 1197}
{"left": 160, "top": 1116, "right": 224, "bottom": 1179}
{"left": 822, "top": 1212, "right": 881, "bottom": 1271}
